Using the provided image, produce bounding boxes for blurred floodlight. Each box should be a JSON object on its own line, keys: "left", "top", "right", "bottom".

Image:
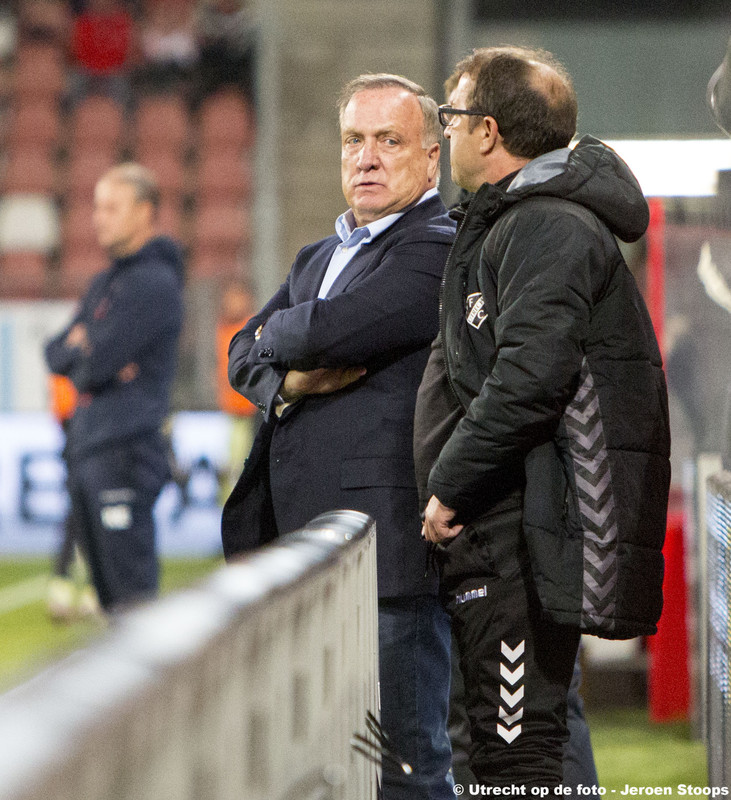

{"left": 603, "top": 138, "right": 731, "bottom": 197}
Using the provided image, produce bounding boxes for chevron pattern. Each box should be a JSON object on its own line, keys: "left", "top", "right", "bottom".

{"left": 497, "top": 639, "right": 525, "bottom": 744}
{"left": 564, "top": 358, "right": 618, "bottom": 634}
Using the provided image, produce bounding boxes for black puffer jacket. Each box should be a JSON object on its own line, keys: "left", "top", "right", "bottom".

{"left": 428, "top": 136, "right": 671, "bottom": 639}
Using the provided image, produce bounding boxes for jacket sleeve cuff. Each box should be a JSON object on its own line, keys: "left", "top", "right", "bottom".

{"left": 233, "top": 365, "right": 288, "bottom": 423}
{"left": 426, "top": 463, "right": 466, "bottom": 512}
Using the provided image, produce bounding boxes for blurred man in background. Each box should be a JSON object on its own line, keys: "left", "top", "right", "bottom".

{"left": 222, "top": 74, "right": 456, "bottom": 799}
{"left": 45, "top": 163, "right": 184, "bottom": 613}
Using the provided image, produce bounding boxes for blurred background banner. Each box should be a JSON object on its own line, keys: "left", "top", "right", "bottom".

{"left": 0, "top": 410, "right": 227, "bottom": 555}
{"left": 0, "top": 301, "right": 74, "bottom": 411}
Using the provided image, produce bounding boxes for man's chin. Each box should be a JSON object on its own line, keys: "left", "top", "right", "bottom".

{"left": 98, "top": 239, "right": 124, "bottom": 258}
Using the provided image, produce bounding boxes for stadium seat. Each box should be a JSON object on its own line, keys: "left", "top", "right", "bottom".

{"left": 62, "top": 201, "right": 98, "bottom": 252}
{"left": 0, "top": 194, "right": 60, "bottom": 253}
{"left": 16, "top": 0, "right": 70, "bottom": 48}
{"left": 63, "top": 150, "right": 116, "bottom": 203}
{"left": 156, "top": 201, "right": 185, "bottom": 240}
{"left": 0, "top": 251, "right": 48, "bottom": 298}
{"left": 199, "top": 90, "right": 255, "bottom": 153}
{"left": 188, "top": 248, "right": 242, "bottom": 280}
{"left": 7, "top": 100, "right": 61, "bottom": 148}
{"left": 191, "top": 201, "right": 251, "bottom": 253}
{"left": 13, "top": 41, "right": 66, "bottom": 99}
{"left": 137, "top": 149, "right": 188, "bottom": 201}
{"left": 134, "top": 95, "right": 191, "bottom": 153}
{"left": 196, "top": 151, "right": 253, "bottom": 203}
{"left": 68, "top": 96, "right": 125, "bottom": 152}
{"left": 1, "top": 148, "right": 58, "bottom": 194}
{"left": 58, "top": 247, "right": 104, "bottom": 298}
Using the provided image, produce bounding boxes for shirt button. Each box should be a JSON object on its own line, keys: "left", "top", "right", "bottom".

{"left": 259, "top": 348, "right": 274, "bottom": 358}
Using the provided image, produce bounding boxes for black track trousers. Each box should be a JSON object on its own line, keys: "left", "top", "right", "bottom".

{"left": 435, "top": 504, "right": 581, "bottom": 789}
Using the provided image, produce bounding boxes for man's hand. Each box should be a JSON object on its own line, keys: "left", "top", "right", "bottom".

{"left": 281, "top": 366, "right": 367, "bottom": 402}
{"left": 65, "top": 323, "right": 90, "bottom": 353}
{"left": 422, "top": 495, "right": 463, "bottom": 543}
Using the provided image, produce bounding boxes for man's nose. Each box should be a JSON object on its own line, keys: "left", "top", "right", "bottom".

{"left": 357, "top": 140, "right": 379, "bottom": 169}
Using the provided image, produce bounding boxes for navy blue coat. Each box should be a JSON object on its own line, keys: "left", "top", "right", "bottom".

{"left": 222, "top": 195, "right": 456, "bottom": 597}
{"left": 45, "top": 236, "right": 184, "bottom": 457}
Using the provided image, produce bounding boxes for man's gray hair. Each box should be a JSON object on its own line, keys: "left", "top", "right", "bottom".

{"left": 100, "top": 163, "right": 161, "bottom": 213}
{"left": 338, "top": 73, "right": 441, "bottom": 148}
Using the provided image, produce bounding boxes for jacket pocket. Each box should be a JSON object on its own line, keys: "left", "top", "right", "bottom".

{"left": 340, "top": 457, "right": 417, "bottom": 489}
{"left": 436, "top": 503, "right": 524, "bottom": 588}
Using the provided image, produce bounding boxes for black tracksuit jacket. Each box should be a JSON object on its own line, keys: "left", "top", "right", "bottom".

{"left": 416, "top": 136, "right": 671, "bottom": 639}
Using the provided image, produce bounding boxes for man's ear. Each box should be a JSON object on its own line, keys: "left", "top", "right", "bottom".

{"left": 479, "top": 116, "right": 500, "bottom": 155}
{"left": 426, "top": 141, "right": 440, "bottom": 181}
{"left": 140, "top": 200, "right": 156, "bottom": 228}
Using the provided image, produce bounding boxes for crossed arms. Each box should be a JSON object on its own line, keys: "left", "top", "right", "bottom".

{"left": 227, "top": 236, "right": 450, "bottom": 420}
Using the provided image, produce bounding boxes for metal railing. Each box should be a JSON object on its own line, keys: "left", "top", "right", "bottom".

{"left": 0, "top": 510, "right": 379, "bottom": 800}
{"left": 707, "top": 470, "right": 731, "bottom": 785}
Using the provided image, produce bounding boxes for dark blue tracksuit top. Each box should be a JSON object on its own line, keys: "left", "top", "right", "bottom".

{"left": 45, "top": 236, "right": 184, "bottom": 457}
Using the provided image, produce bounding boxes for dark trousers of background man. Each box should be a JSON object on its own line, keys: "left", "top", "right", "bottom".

{"left": 66, "top": 434, "right": 169, "bottom": 612}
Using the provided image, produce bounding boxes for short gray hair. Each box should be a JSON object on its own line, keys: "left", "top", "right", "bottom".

{"left": 338, "top": 73, "right": 441, "bottom": 148}
{"left": 100, "top": 163, "right": 161, "bottom": 213}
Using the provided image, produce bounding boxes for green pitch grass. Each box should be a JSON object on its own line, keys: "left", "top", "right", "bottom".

{"left": 588, "top": 708, "right": 709, "bottom": 794}
{"left": 0, "top": 556, "right": 222, "bottom": 692}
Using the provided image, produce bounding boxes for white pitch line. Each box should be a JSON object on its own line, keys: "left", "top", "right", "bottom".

{"left": 0, "top": 576, "right": 48, "bottom": 615}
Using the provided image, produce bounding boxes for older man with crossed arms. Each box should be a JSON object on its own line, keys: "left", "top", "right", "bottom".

{"left": 222, "top": 74, "right": 456, "bottom": 799}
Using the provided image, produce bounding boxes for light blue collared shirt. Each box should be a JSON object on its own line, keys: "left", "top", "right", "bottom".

{"left": 317, "top": 187, "right": 439, "bottom": 298}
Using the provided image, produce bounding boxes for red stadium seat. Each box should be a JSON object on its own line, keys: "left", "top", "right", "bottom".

{"left": 191, "top": 201, "right": 251, "bottom": 253}
{"left": 137, "top": 150, "right": 188, "bottom": 202}
{"left": 155, "top": 201, "right": 186, "bottom": 240}
{"left": 2, "top": 148, "right": 58, "bottom": 194}
{"left": 0, "top": 251, "right": 49, "bottom": 298}
{"left": 199, "top": 90, "right": 255, "bottom": 153}
{"left": 62, "top": 201, "right": 98, "bottom": 252}
{"left": 69, "top": 95, "right": 126, "bottom": 152}
{"left": 188, "top": 247, "right": 242, "bottom": 279}
{"left": 13, "top": 42, "right": 66, "bottom": 99}
{"left": 196, "top": 151, "right": 253, "bottom": 203}
{"left": 7, "top": 100, "right": 62, "bottom": 148}
{"left": 134, "top": 95, "right": 191, "bottom": 153}
{"left": 58, "top": 246, "right": 104, "bottom": 298}
{"left": 63, "top": 150, "right": 118, "bottom": 203}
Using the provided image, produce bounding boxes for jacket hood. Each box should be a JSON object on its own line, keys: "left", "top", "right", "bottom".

{"left": 112, "top": 235, "right": 185, "bottom": 282}
{"left": 505, "top": 135, "right": 649, "bottom": 243}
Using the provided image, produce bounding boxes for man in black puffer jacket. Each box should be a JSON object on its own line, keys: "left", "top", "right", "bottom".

{"left": 46, "top": 164, "right": 183, "bottom": 613}
{"left": 416, "top": 47, "right": 670, "bottom": 788}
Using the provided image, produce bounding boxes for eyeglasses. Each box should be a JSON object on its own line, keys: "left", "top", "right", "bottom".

{"left": 438, "top": 105, "right": 489, "bottom": 128}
